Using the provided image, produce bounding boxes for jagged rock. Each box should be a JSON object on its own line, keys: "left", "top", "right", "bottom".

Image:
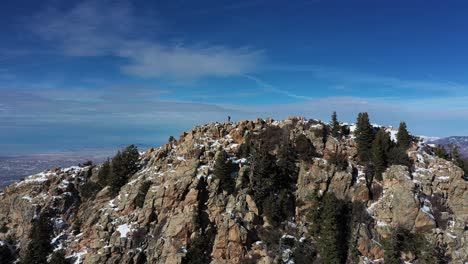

{"left": 0, "top": 118, "right": 466, "bottom": 263}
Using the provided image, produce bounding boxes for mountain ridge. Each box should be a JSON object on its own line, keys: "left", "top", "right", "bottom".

{"left": 0, "top": 117, "right": 466, "bottom": 263}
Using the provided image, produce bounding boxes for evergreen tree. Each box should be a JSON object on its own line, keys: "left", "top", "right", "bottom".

{"left": 387, "top": 146, "right": 412, "bottom": 168}
{"left": 328, "top": 152, "right": 348, "bottom": 171}
{"left": 262, "top": 194, "right": 283, "bottom": 226}
{"left": 0, "top": 242, "right": 13, "bottom": 264}
{"left": 383, "top": 227, "right": 432, "bottom": 264}
{"left": 251, "top": 144, "right": 276, "bottom": 208}
{"left": 182, "top": 234, "right": 212, "bottom": 264}
{"left": 331, "top": 111, "right": 341, "bottom": 138}
{"left": 450, "top": 145, "right": 464, "bottom": 168}
{"left": 372, "top": 129, "right": 392, "bottom": 181}
{"left": 347, "top": 201, "right": 370, "bottom": 263}
{"left": 306, "top": 183, "right": 322, "bottom": 236}
{"left": 108, "top": 145, "right": 140, "bottom": 196}
{"left": 238, "top": 132, "right": 253, "bottom": 159}
{"left": 276, "top": 141, "right": 298, "bottom": 188}
{"left": 315, "top": 193, "right": 348, "bottom": 264}
{"left": 355, "top": 113, "right": 374, "bottom": 163}
{"left": 97, "top": 158, "right": 112, "bottom": 187}
{"left": 49, "top": 249, "right": 70, "bottom": 264}
{"left": 396, "top": 122, "right": 411, "bottom": 149}
{"left": 434, "top": 145, "right": 449, "bottom": 160}
{"left": 22, "top": 213, "right": 53, "bottom": 264}
{"left": 213, "top": 150, "right": 235, "bottom": 194}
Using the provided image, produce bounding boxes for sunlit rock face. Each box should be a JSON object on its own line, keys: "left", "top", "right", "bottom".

{"left": 0, "top": 117, "right": 466, "bottom": 263}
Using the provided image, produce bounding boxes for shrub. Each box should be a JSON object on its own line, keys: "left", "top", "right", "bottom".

{"left": 257, "top": 226, "right": 282, "bottom": 249}
{"left": 328, "top": 152, "right": 348, "bottom": 171}
{"left": 428, "top": 193, "right": 453, "bottom": 230}
{"left": 132, "top": 228, "right": 147, "bottom": 249}
{"left": 295, "top": 134, "right": 318, "bottom": 161}
{"left": 79, "top": 160, "right": 93, "bottom": 167}
{"left": 108, "top": 145, "right": 140, "bottom": 196}
{"left": 72, "top": 219, "right": 82, "bottom": 235}
{"left": 434, "top": 145, "right": 449, "bottom": 160}
{"left": 135, "top": 181, "right": 151, "bottom": 208}
{"left": 258, "top": 126, "right": 288, "bottom": 152}
{"left": 182, "top": 234, "right": 213, "bottom": 264}
{"left": 0, "top": 223, "right": 8, "bottom": 233}
{"left": 312, "top": 125, "right": 329, "bottom": 144}
{"left": 79, "top": 181, "right": 102, "bottom": 201}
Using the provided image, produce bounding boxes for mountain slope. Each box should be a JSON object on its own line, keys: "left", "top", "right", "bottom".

{"left": 429, "top": 136, "right": 468, "bottom": 158}
{"left": 0, "top": 117, "right": 466, "bottom": 263}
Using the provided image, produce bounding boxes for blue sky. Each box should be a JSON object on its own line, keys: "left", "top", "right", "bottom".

{"left": 1, "top": 0, "right": 468, "bottom": 155}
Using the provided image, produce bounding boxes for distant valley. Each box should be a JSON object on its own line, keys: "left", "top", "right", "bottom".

{"left": 0, "top": 153, "right": 107, "bottom": 188}
{"left": 428, "top": 136, "right": 468, "bottom": 158}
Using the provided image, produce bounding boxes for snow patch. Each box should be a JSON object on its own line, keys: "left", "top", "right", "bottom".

{"left": 22, "top": 196, "right": 33, "bottom": 202}
{"left": 116, "top": 224, "right": 131, "bottom": 238}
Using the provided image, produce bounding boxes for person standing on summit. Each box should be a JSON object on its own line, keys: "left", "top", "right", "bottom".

{"left": 228, "top": 116, "right": 231, "bottom": 123}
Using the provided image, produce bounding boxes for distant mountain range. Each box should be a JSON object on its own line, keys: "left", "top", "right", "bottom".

{"left": 427, "top": 136, "right": 468, "bottom": 158}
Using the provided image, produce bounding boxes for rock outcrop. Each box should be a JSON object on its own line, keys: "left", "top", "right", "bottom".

{"left": 0, "top": 117, "right": 466, "bottom": 263}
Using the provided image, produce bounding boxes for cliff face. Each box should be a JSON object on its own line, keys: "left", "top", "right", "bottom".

{"left": 0, "top": 117, "right": 466, "bottom": 263}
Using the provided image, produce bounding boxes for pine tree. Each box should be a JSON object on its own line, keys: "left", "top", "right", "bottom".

{"left": 372, "top": 129, "right": 392, "bottom": 181}
{"left": 331, "top": 111, "right": 341, "bottom": 138}
{"left": 316, "top": 193, "right": 348, "bottom": 264}
{"left": 22, "top": 213, "right": 53, "bottom": 264}
{"left": 182, "top": 234, "right": 212, "bottom": 264}
{"left": 450, "top": 145, "right": 464, "bottom": 168}
{"left": 276, "top": 141, "right": 298, "bottom": 188}
{"left": 97, "top": 158, "right": 112, "bottom": 187}
{"left": 306, "top": 183, "right": 322, "bottom": 236}
{"left": 108, "top": 145, "right": 140, "bottom": 196}
{"left": 396, "top": 122, "right": 411, "bottom": 149}
{"left": 213, "top": 150, "right": 235, "bottom": 194}
{"left": 250, "top": 144, "right": 276, "bottom": 209}
{"left": 49, "top": 249, "right": 70, "bottom": 264}
{"left": 434, "top": 145, "right": 449, "bottom": 159}
{"left": 387, "top": 146, "right": 411, "bottom": 168}
{"left": 355, "top": 113, "right": 374, "bottom": 163}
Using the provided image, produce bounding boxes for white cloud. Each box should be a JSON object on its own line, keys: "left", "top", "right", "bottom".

{"left": 119, "top": 42, "right": 263, "bottom": 79}
{"left": 30, "top": 0, "right": 137, "bottom": 56}
{"left": 29, "top": 0, "right": 263, "bottom": 80}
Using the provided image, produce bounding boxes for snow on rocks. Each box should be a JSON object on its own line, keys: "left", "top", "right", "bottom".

{"left": 116, "top": 224, "right": 132, "bottom": 238}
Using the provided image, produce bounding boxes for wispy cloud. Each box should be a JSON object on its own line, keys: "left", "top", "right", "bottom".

{"left": 120, "top": 43, "right": 263, "bottom": 80}
{"left": 244, "top": 74, "right": 314, "bottom": 100}
{"left": 28, "top": 0, "right": 263, "bottom": 80}
{"left": 29, "top": 0, "right": 145, "bottom": 56}
{"left": 267, "top": 64, "right": 468, "bottom": 95}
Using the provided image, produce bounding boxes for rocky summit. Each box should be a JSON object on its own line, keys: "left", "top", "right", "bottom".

{"left": 0, "top": 117, "right": 466, "bottom": 264}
